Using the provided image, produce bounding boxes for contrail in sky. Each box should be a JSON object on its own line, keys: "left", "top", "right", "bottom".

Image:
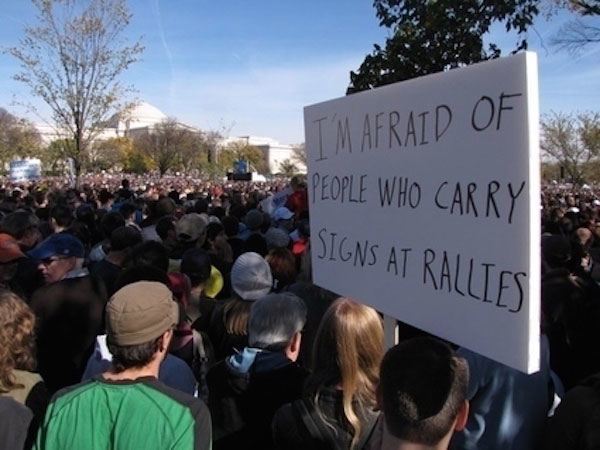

{"left": 151, "top": 0, "right": 175, "bottom": 103}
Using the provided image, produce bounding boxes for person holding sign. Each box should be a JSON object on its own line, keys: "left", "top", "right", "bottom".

{"left": 449, "top": 337, "right": 555, "bottom": 450}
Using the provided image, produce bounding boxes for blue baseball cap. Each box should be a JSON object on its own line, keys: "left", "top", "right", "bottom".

{"left": 28, "top": 233, "right": 85, "bottom": 260}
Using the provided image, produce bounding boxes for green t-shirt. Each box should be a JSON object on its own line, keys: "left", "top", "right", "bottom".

{"left": 34, "top": 376, "right": 211, "bottom": 450}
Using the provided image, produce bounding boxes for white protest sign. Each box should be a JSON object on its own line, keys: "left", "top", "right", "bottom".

{"left": 9, "top": 159, "right": 41, "bottom": 181}
{"left": 304, "top": 52, "right": 540, "bottom": 373}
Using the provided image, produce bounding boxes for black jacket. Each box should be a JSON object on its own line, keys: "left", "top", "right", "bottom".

{"left": 272, "top": 387, "right": 379, "bottom": 450}
{"left": 30, "top": 274, "right": 107, "bottom": 394}
{"left": 207, "top": 348, "right": 308, "bottom": 450}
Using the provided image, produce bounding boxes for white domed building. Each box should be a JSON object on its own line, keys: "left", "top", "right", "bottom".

{"left": 36, "top": 101, "right": 178, "bottom": 143}
{"left": 106, "top": 101, "right": 168, "bottom": 135}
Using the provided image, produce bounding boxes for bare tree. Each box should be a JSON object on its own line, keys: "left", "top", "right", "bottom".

{"left": 7, "top": 0, "right": 143, "bottom": 185}
{"left": 291, "top": 143, "right": 307, "bottom": 168}
{"left": 551, "top": 0, "right": 600, "bottom": 53}
{"left": 134, "top": 118, "right": 202, "bottom": 176}
{"left": 278, "top": 159, "right": 298, "bottom": 176}
{"left": 541, "top": 111, "right": 600, "bottom": 184}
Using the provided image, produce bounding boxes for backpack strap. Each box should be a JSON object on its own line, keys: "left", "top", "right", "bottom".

{"left": 294, "top": 398, "right": 380, "bottom": 450}
{"left": 192, "top": 329, "right": 210, "bottom": 402}
{"left": 356, "top": 412, "right": 380, "bottom": 450}
{"left": 294, "top": 399, "right": 347, "bottom": 450}
{"left": 293, "top": 399, "right": 331, "bottom": 445}
{"left": 192, "top": 330, "right": 208, "bottom": 362}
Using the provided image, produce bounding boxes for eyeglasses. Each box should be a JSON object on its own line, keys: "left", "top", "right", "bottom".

{"left": 40, "top": 256, "right": 69, "bottom": 266}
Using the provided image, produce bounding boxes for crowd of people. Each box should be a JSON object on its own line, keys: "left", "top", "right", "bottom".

{"left": 0, "top": 174, "right": 599, "bottom": 449}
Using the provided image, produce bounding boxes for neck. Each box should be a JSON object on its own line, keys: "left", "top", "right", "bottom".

{"left": 102, "top": 356, "right": 162, "bottom": 381}
{"left": 106, "top": 251, "right": 126, "bottom": 266}
{"left": 190, "top": 284, "right": 203, "bottom": 294}
{"left": 380, "top": 422, "right": 451, "bottom": 450}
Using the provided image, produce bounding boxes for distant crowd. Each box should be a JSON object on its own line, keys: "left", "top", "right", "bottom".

{"left": 0, "top": 176, "right": 600, "bottom": 449}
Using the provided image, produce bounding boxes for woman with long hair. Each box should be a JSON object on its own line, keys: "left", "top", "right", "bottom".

{"left": 208, "top": 252, "right": 273, "bottom": 361}
{"left": 273, "top": 297, "right": 384, "bottom": 450}
{"left": 0, "top": 290, "right": 49, "bottom": 448}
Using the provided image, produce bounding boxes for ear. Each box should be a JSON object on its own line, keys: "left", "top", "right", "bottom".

{"left": 285, "top": 331, "right": 302, "bottom": 361}
{"left": 291, "top": 331, "right": 301, "bottom": 353}
{"left": 66, "top": 257, "right": 77, "bottom": 271}
{"left": 159, "top": 329, "right": 173, "bottom": 353}
{"left": 454, "top": 400, "right": 470, "bottom": 432}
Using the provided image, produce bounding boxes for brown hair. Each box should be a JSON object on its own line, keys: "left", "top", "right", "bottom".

{"left": 108, "top": 337, "right": 162, "bottom": 373}
{"left": 0, "top": 290, "right": 37, "bottom": 393}
{"left": 266, "top": 248, "right": 297, "bottom": 290}
{"left": 306, "top": 298, "right": 384, "bottom": 449}
{"left": 223, "top": 298, "right": 252, "bottom": 335}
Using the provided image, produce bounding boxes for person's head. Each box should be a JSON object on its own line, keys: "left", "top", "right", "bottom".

{"left": 105, "top": 281, "right": 178, "bottom": 373}
{"left": 378, "top": 337, "right": 469, "bottom": 449}
{"left": 0, "top": 234, "right": 25, "bottom": 283}
{"left": 244, "top": 209, "right": 263, "bottom": 232}
{"left": 113, "top": 265, "right": 170, "bottom": 293}
{"left": 265, "top": 227, "right": 290, "bottom": 251}
{"left": 109, "top": 226, "right": 142, "bottom": 254}
{"left": 542, "top": 235, "right": 572, "bottom": 272}
{"left": 224, "top": 252, "right": 273, "bottom": 335}
{"left": 209, "top": 206, "right": 226, "bottom": 221}
{"left": 126, "top": 241, "right": 169, "bottom": 273}
{"left": 50, "top": 204, "right": 74, "bottom": 231}
{"left": 75, "top": 204, "right": 95, "bottom": 226}
{"left": 231, "top": 252, "right": 273, "bottom": 301}
{"left": 180, "top": 248, "right": 211, "bottom": 288}
{"left": 266, "top": 248, "right": 296, "bottom": 290}
{"left": 221, "top": 215, "right": 239, "bottom": 238}
{"left": 206, "top": 221, "right": 225, "bottom": 243}
{"left": 168, "top": 190, "right": 181, "bottom": 205}
{"left": 175, "top": 213, "right": 208, "bottom": 246}
{"left": 155, "top": 197, "right": 176, "bottom": 218}
{"left": 307, "top": 298, "right": 384, "bottom": 448}
{"left": 0, "top": 291, "right": 36, "bottom": 392}
{"left": 260, "top": 212, "right": 272, "bottom": 234}
{"left": 98, "top": 188, "right": 113, "bottom": 206}
{"left": 248, "top": 292, "right": 306, "bottom": 361}
{"left": 119, "top": 203, "right": 137, "bottom": 222}
{"left": 167, "top": 272, "right": 192, "bottom": 327}
{"left": 272, "top": 206, "right": 294, "bottom": 231}
{"left": 156, "top": 215, "right": 176, "bottom": 242}
{"left": 290, "top": 175, "right": 304, "bottom": 191}
{"left": 0, "top": 211, "right": 41, "bottom": 249}
{"left": 100, "top": 211, "right": 125, "bottom": 240}
{"left": 194, "top": 197, "right": 209, "bottom": 215}
{"left": 29, "top": 233, "right": 85, "bottom": 284}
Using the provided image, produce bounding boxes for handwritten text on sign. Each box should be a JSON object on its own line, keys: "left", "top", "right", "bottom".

{"left": 304, "top": 52, "right": 540, "bottom": 373}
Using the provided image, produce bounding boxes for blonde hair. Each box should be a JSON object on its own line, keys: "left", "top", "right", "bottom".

{"left": 306, "top": 298, "right": 384, "bottom": 449}
{"left": 0, "top": 291, "right": 37, "bottom": 392}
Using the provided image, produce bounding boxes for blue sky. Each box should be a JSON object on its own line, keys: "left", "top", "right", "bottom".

{"left": 0, "top": 0, "right": 598, "bottom": 144}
